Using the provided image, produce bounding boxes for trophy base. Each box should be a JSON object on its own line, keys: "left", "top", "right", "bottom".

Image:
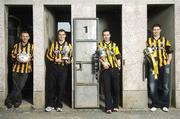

{"left": 62, "top": 57, "right": 70, "bottom": 60}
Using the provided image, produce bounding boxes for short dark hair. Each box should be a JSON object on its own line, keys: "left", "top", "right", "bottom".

{"left": 21, "top": 31, "right": 29, "bottom": 35}
{"left": 57, "top": 29, "right": 66, "bottom": 34}
{"left": 102, "top": 29, "right": 111, "bottom": 35}
{"left": 152, "top": 24, "right": 161, "bottom": 29}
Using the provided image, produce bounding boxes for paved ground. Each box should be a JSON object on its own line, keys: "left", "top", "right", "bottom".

{"left": 0, "top": 101, "right": 179, "bottom": 119}
{"left": 0, "top": 107, "right": 180, "bottom": 119}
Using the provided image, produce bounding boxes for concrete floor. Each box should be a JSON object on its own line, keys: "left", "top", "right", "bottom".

{"left": 0, "top": 104, "right": 180, "bottom": 119}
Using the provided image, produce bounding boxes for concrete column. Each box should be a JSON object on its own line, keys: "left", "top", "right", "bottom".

{"left": 0, "top": 0, "right": 7, "bottom": 107}
{"left": 72, "top": 0, "right": 96, "bottom": 18}
{"left": 122, "top": 0, "right": 148, "bottom": 109}
{"left": 175, "top": 0, "right": 180, "bottom": 108}
{"left": 5, "top": 0, "right": 33, "bottom": 5}
{"left": 33, "top": 0, "right": 45, "bottom": 109}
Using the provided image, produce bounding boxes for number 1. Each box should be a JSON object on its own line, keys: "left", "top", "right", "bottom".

{"left": 83, "top": 26, "right": 88, "bottom": 33}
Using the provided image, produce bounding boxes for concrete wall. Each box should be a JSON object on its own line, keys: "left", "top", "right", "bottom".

{"left": 0, "top": 0, "right": 7, "bottom": 106}
{"left": 122, "top": 0, "right": 148, "bottom": 108}
{"left": 33, "top": 1, "right": 46, "bottom": 109}
{"left": 175, "top": 0, "right": 180, "bottom": 108}
{"left": 0, "top": 0, "right": 180, "bottom": 109}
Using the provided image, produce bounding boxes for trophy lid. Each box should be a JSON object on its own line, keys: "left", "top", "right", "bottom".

{"left": 98, "top": 48, "right": 106, "bottom": 57}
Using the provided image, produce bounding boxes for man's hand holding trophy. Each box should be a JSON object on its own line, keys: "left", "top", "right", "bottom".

{"left": 62, "top": 42, "right": 71, "bottom": 64}
{"left": 54, "top": 42, "right": 71, "bottom": 64}
{"left": 17, "top": 52, "right": 32, "bottom": 63}
{"left": 98, "top": 48, "right": 110, "bottom": 69}
{"left": 144, "top": 47, "right": 159, "bottom": 79}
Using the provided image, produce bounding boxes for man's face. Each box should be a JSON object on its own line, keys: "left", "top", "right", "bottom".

{"left": 58, "top": 31, "right": 66, "bottom": 41}
{"left": 21, "top": 33, "right": 30, "bottom": 44}
{"left": 152, "top": 26, "right": 161, "bottom": 37}
{"left": 103, "top": 31, "right": 111, "bottom": 42}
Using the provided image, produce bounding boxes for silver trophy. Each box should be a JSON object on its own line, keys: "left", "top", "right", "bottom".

{"left": 144, "top": 47, "right": 159, "bottom": 79}
{"left": 98, "top": 48, "right": 110, "bottom": 66}
{"left": 144, "top": 47, "right": 153, "bottom": 56}
{"left": 18, "top": 52, "right": 30, "bottom": 63}
{"left": 107, "top": 49, "right": 114, "bottom": 56}
{"left": 144, "top": 47, "right": 154, "bottom": 64}
{"left": 98, "top": 48, "right": 106, "bottom": 57}
{"left": 62, "top": 42, "right": 70, "bottom": 60}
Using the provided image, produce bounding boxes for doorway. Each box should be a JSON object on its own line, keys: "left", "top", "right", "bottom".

{"left": 44, "top": 5, "right": 72, "bottom": 107}
{"left": 96, "top": 5, "right": 122, "bottom": 108}
{"left": 6, "top": 5, "right": 33, "bottom": 105}
{"left": 147, "top": 4, "right": 175, "bottom": 107}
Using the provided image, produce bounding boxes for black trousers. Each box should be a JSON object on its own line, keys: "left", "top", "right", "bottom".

{"left": 46, "top": 63, "right": 67, "bottom": 108}
{"left": 101, "top": 68, "right": 120, "bottom": 110}
{"left": 6, "top": 72, "right": 28, "bottom": 104}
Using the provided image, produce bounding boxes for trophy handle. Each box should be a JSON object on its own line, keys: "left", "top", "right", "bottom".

{"left": 76, "top": 62, "right": 82, "bottom": 71}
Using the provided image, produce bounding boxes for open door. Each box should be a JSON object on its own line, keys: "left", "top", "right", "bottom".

{"left": 73, "top": 18, "right": 99, "bottom": 108}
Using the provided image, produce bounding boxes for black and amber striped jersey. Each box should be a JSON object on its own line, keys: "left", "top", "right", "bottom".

{"left": 98, "top": 41, "right": 121, "bottom": 68}
{"left": 11, "top": 42, "right": 33, "bottom": 73}
{"left": 146, "top": 36, "right": 173, "bottom": 67}
{"left": 46, "top": 40, "right": 72, "bottom": 66}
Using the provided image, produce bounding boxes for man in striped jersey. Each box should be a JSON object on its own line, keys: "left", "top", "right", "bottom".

{"left": 146, "top": 24, "right": 173, "bottom": 112}
{"left": 5, "top": 31, "right": 33, "bottom": 108}
{"left": 45, "top": 29, "right": 72, "bottom": 112}
{"left": 98, "top": 29, "right": 121, "bottom": 114}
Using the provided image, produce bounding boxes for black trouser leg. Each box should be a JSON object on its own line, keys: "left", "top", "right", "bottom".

{"left": 6, "top": 72, "right": 28, "bottom": 104}
{"left": 56, "top": 66, "right": 67, "bottom": 108}
{"left": 111, "top": 68, "right": 120, "bottom": 108}
{"left": 46, "top": 64, "right": 57, "bottom": 107}
{"left": 101, "top": 69, "right": 113, "bottom": 110}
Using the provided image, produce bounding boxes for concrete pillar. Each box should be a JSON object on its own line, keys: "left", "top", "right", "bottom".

{"left": 122, "top": 0, "right": 148, "bottom": 109}
{"left": 0, "top": 0, "right": 7, "bottom": 107}
{"left": 33, "top": 1, "right": 45, "bottom": 109}
{"left": 175, "top": 0, "right": 180, "bottom": 108}
{"left": 72, "top": 0, "right": 96, "bottom": 18}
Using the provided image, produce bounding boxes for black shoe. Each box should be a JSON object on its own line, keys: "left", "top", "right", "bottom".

{"left": 5, "top": 102, "right": 13, "bottom": 109}
{"left": 14, "top": 102, "right": 21, "bottom": 108}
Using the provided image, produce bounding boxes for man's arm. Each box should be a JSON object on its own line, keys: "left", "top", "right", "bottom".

{"left": 114, "top": 45, "right": 121, "bottom": 68}
{"left": 11, "top": 44, "right": 18, "bottom": 61}
{"left": 166, "top": 39, "right": 173, "bottom": 64}
{"left": 46, "top": 42, "right": 55, "bottom": 62}
{"left": 167, "top": 53, "right": 173, "bottom": 65}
